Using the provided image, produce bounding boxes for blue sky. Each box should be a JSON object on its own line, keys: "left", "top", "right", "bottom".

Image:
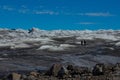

{"left": 0, "top": 0, "right": 120, "bottom": 30}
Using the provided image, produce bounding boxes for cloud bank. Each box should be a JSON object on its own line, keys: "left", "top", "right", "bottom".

{"left": 0, "top": 5, "right": 115, "bottom": 17}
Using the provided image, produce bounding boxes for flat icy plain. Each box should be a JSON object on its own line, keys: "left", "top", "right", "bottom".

{"left": 0, "top": 28, "right": 120, "bottom": 73}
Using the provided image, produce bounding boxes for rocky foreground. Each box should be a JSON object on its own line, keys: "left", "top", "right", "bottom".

{"left": 1, "top": 63, "right": 120, "bottom": 80}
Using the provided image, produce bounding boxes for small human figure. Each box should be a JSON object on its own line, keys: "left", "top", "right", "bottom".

{"left": 81, "top": 40, "right": 86, "bottom": 45}
{"left": 81, "top": 40, "right": 83, "bottom": 45}
{"left": 83, "top": 40, "right": 86, "bottom": 45}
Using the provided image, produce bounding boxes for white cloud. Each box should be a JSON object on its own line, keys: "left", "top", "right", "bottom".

{"left": 0, "top": 5, "right": 115, "bottom": 17}
{"left": 21, "top": 5, "right": 27, "bottom": 8}
{"left": 61, "top": 12, "right": 115, "bottom": 17}
{"left": 77, "top": 22, "right": 96, "bottom": 25}
{"left": 0, "top": 5, "right": 59, "bottom": 15}
{"left": 34, "top": 10, "right": 59, "bottom": 15}
{"left": 78, "top": 12, "right": 114, "bottom": 17}
{"left": 18, "top": 5, "right": 30, "bottom": 14}
{"left": 2, "top": 5, "right": 14, "bottom": 11}
{"left": 18, "top": 9, "right": 30, "bottom": 14}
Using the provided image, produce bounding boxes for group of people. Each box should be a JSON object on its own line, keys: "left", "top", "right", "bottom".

{"left": 81, "top": 40, "right": 87, "bottom": 45}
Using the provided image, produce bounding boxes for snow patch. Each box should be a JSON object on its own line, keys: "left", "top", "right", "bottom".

{"left": 38, "top": 44, "right": 76, "bottom": 51}
{"left": 0, "top": 58, "right": 8, "bottom": 60}
{"left": 0, "top": 43, "right": 14, "bottom": 47}
{"left": 23, "top": 38, "right": 54, "bottom": 45}
{"left": 115, "top": 42, "right": 120, "bottom": 46}
{"left": 10, "top": 43, "right": 31, "bottom": 49}
{"left": 76, "top": 36, "right": 94, "bottom": 40}
{"left": 38, "top": 45, "right": 64, "bottom": 51}
{"left": 60, "top": 44, "right": 76, "bottom": 48}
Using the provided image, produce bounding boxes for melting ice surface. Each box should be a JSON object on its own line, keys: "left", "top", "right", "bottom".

{"left": 61, "top": 54, "right": 120, "bottom": 67}
{"left": 0, "top": 28, "right": 120, "bottom": 70}
{"left": 0, "top": 28, "right": 120, "bottom": 49}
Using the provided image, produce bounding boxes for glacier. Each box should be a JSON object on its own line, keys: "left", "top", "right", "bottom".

{"left": 0, "top": 28, "right": 120, "bottom": 50}
{"left": 0, "top": 28, "right": 120, "bottom": 71}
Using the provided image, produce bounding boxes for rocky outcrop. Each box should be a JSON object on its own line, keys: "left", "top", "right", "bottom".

{"left": 1, "top": 63, "right": 120, "bottom": 80}
{"left": 92, "top": 63, "right": 105, "bottom": 76}
{"left": 7, "top": 73, "right": 21, "bottom": 80}
{"left": 45, "top": 63, "right": 63, "bottom": 76}
{"left": 58, "top": 66, "right": 69, "bottom": 78}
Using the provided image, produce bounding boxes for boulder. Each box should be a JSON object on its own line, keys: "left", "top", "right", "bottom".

{"left": 92, "top": 63, "right": 105, "bottom": 76}
{"left": 114, "top": 63, "right": 120, "bottom": 71}
{"left": 21, "top": 74, "right": 27, "bottom": 80}
{"left": 46, "top": 63, "right": 62, "bottom": 76}
{"left": 67, "top": 65, "right": 74, "bottom": 71}
{"left": 112, "top": 63, "right": 120, "bottom": 76}
{"left": 58, "top": 66, "right": 68, "bottom": 78}
{"left": 30, "top": 71, "right": 39, "bottom": 77}
{"left": 8, "top": 72, "right": 21, "bottom": 80}
{"left": 27, "top": 75, "right": 37, "bottom": 80}
{"left": 103, "top": 65, "right": 114, "bottom": 75}
{"left": 71, "top": 66, "right": 90, "bottom": 75}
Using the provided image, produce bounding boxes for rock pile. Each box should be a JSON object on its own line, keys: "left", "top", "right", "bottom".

{"left": 92, "top": 63, "right": 105, "bottom": 76}
{"left": 1, "top": 63, "right": 120, "bottom": 80}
